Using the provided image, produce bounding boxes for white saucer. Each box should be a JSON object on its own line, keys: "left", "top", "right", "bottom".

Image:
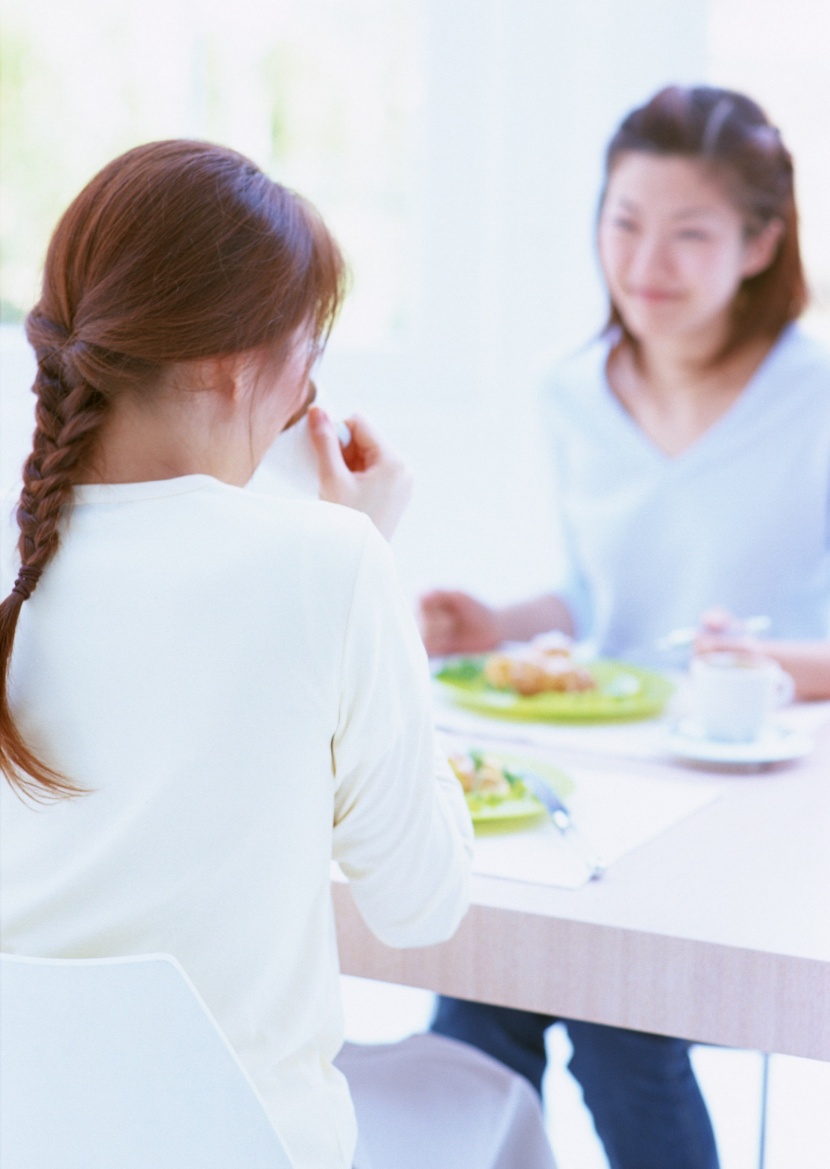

{"left": 664, "top": 719, "right": 814, "bottom": 765}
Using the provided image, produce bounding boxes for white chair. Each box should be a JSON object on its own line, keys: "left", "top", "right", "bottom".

{"left": 337, "top": 1031, "right": 557, "bottom": 1169}
{"left": 0, "top": 952, "right": 293, "bottom": 1169}
{"left": 1, "top": 951, "right": 556, "bottom": 1169}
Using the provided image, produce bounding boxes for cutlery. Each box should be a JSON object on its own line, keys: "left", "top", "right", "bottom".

{"left": 653, "top": 615, "right": 771, "bottom": 653}
{"left": 516, "top": 769, "right": 606, "bottom": 880}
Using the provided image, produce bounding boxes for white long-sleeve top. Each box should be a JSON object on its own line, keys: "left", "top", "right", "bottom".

{"left": 542, "top": 324, "right": 830, "bottom": 661}
{"left": 0, "top": 475, "right": 473, "bottom": 1169}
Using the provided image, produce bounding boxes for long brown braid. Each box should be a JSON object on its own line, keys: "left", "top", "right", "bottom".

{"left": 1, "top": 140, "right": 346, "bottom": 800}
{"left": 0, "top": 314, "right": 113, "bottom": 799}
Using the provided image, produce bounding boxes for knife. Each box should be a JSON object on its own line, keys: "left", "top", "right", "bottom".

{"left": 516, "top": 769, "right": 606, "bottom": 881}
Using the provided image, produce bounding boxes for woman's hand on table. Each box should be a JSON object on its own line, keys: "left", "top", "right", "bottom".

{"left": 309, "top": 407, "right": 412, "bottom": 540}
{"left": 419, "top": 591, "right": 575, "bottom": 658}
{"left": 418, "top": 591, "right": 503, "bottom": 657}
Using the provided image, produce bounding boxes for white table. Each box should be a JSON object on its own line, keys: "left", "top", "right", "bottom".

{"left": 334, "top": 721, "right": 830, "bottom": 1060}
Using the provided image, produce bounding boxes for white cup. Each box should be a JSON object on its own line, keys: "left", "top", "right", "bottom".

{"left": 250, "top": 412, "right": 351, "bottom": 499}
{"left": 689, "top": 651, "right": 795, "bottom": 743}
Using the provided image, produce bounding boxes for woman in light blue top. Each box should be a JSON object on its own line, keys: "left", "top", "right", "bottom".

{"left": 422, "top": 86, "right": 830, "bottom": 700}
{"left": 423, "top": 84, "right": 830, "bottom": 1169}
{"left": 541, "top": 319, "right": 830, "bottom": 666}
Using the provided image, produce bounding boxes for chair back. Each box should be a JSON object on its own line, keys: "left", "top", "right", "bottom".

{"left": 0, "top": 952, "right": 293, "bottom": 1169}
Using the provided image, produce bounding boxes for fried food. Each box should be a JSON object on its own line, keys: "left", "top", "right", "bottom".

{"left": 483, "top": 636, "right": 596, "bottom": 695}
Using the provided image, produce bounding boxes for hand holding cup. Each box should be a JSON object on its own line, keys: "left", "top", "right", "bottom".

{"left": 308, "top": 407, "right": 412, "bottom": 540}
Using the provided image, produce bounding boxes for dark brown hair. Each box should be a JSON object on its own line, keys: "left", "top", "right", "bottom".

{"left": 0, "top": 140, "right": 346, "bottom": 800}
{"left": 601, "top": 85, "right": 807, "bottom": 358}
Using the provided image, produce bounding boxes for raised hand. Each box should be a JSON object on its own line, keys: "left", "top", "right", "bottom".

{"left": 308, "top": 407, "right": 413, "bottom": 540}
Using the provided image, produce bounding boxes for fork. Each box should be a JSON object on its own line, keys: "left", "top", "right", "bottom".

{"left": 517, "top": 770, "right": 606, "bottom": 881}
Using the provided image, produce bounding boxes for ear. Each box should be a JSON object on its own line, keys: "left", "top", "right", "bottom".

{"left": 741, "top": 218, "right": 785, "bottom": 279}
{"left": 198, "top": 353, "right": 255, "bottom": 404}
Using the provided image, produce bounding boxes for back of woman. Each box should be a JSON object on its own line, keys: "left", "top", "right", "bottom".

{"left": 0, "top": 141, "right": 472, "bottom": 1169}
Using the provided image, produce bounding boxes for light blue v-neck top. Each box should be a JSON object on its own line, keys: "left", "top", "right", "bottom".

{"left": 541, "top": 324, "right": 830, "bottom": 661}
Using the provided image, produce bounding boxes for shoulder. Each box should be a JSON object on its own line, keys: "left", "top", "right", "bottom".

{"left": 230, "top": 483, "right": 377, "bottom": 569}
{"left": 191, "top": 485, "right": 390, "bottom": 635}
{"left": 80, "top": 477, "right": 379, "bottom": 591}
{"left": 766, "top": 324, "right": 830, "bottom": 392}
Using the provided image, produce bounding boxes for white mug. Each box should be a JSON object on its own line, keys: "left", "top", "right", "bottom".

{"left": 251, "top": 411, "right": 351, "bottom": 499}
{"left": 689, "top": 652, "right": 794, "bottom": 743}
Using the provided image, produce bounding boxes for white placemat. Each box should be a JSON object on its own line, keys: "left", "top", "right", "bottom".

{"left": 464, "top": 751, "right": 723, "bottom": 890}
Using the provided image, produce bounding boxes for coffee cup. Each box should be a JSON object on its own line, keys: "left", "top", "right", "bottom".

{"left": 689, "top": 651, "right": 794, "bottom": 743}
{"left": 252, "top": 410, "right": 351, "bottom": 498}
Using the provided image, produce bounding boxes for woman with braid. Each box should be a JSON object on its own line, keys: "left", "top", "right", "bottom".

{"left": 0, "top": 141, "right": 473, "bottom": 1169}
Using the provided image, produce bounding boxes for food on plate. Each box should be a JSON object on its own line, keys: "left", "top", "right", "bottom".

{"left": 435, "top": 653, "right": 670, "bottom": 722}
{"left": 526, "top": 630, "right": 573, "bottom": 656}
{"left": 448, "top": 750, "right": 513, "bottom": 797}
{"left": 446, "top": 749, "right": 575, "bottom": 823}
{"left": 483, "top": 634, "right": 596, "bottom": 695}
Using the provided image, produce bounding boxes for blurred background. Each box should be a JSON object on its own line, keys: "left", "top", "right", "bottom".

{"left": 1, "top": 1, "right": 829, "bottom": 1165}
{"left": 2, "top": 0, "right": 830, "bottom": 601}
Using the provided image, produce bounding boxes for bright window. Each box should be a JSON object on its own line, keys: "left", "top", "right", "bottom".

{"left": 0, "top": 0, "right": 425, "bottom": 349}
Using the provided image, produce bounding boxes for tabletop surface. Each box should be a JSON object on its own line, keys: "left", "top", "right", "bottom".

{"left": 465, "top": 729, "right": 830, "bottom": 961}
{"left": 334, "top": 711, "right": 830, "bottom": 1060}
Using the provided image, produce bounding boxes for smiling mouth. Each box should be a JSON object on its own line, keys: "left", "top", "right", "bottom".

{"left": 627, "top": 288, "right": 684, "bottom": 302}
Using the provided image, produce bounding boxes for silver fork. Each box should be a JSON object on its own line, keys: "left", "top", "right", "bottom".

{"left": 517, "top": 770, "right": 606, "bottom": 880}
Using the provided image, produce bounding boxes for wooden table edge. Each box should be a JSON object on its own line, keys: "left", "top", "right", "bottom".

{"left": 333, "top": 881, "right": 830, "bottom": 1061}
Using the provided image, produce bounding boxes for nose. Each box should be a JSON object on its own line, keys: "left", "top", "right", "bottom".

{"left": 628, "top": 231, "right": 673, "bottom": 284}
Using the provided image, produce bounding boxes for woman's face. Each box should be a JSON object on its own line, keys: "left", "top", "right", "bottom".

{"left": 598, "top": 153, "right": 775, "bottom": 345}
{"left": 249, "top": 324, "right": 318, "bottom": 455}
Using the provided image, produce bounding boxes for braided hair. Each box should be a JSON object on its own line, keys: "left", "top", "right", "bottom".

{"left": 1, "top": 140, "right": 345, "bottom": 800}
{"left": 600, "top": 85, "right": 807, "bottom": 360}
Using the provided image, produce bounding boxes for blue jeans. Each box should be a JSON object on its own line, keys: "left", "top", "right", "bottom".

{"left": 432, "top": 998, "right": 719, "bottom": 1169}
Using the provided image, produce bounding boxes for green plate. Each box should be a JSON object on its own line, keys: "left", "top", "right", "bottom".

{"left": 437, "top": 657, "right": 673, "bottom": 723}
{"left": 463, "top": 753, "right": 575, "bottom": 833}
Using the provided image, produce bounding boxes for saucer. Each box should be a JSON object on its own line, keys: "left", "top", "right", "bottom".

{"left": 664, "top": 719, "right": 814, "bottom": 765}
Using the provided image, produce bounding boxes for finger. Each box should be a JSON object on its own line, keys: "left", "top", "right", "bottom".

{"left": 344, "top": 413, "right": 401, "bottom": 469}
{"left": 421, "top": 605, "right": 455, "bottom": 633}
{"left": 421, "top": 623, "right": 455, "bottom": 656}
{"left": 420, "top": 589, "right": 458, "bottom": 611}
{"left": 422, "top": 589, "right": 476, "bottom": 609}
{"left": 695, "top": 633, "right": 751, "bottom": 656}
{"left": 699, "top": 606, "right": 733, "bottom": 633}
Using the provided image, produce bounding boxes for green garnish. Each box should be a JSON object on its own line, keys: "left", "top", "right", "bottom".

{"left": 436, "top": 658, "right": 485, "bottom": 684}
